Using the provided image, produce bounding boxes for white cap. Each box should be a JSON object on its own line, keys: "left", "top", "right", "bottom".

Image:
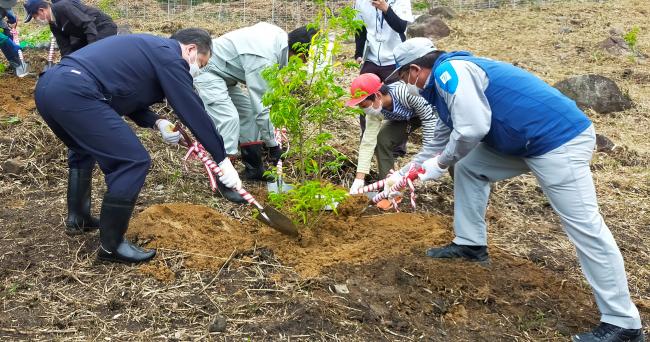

{"left": 386, "top": 38, "right": 437, "bottom": 81}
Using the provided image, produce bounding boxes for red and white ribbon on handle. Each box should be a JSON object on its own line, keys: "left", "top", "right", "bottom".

{"left": 47, "top": 36, "right": 56, "bottom": 64}
{"left": 182, "top": 141, "right": 265, "bottom": 210}
{"left": 274, "top": 127, "right": 289, "bottom": 150}
{"left": 368, "top": 165, "right": 424, "bottom": 211}
{"left": 10, "top": 28, "right": 25, "bottom": 65}
{"left": 183, "top": 142, "right": 217, "bottom": 191}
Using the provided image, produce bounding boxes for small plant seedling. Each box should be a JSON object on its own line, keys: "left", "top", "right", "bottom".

{"left": 0, "top": 62, "right": 6, "bottom": 73}
{"left": 268, "top": 180, "right": 347, "bottom": 226}
{"left": 2, "top": 116, "right": 21, "bottom": 125}
{"left": 623, "top": 26, "right": 640, "bottom": 52}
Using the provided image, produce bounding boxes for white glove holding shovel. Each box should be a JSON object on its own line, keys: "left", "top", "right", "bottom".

{"left": 218, "top": 157, "right": 242, "bottom": 190}
{"left": 383, "top": 171, "right": 405, "bottom": 198}
{"left": 418, "top": 156, "right": 448, "bottom": 181}
{"left": 156, "top": 119, "right": 181, "bottom": 144}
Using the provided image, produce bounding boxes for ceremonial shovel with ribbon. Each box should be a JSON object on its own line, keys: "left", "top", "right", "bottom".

{"left": 174, "top": 124, "right": 299, "bottom": 238}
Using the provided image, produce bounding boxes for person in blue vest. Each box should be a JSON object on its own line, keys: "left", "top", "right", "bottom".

{"left": 387, "top": 38, "right": 643, "bottom": 341}
{"left": 34, "top": 29, "right": 242, "bottom": 264}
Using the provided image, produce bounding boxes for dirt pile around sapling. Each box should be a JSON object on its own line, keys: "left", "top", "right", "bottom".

{"left": 128, "top": 202, "right": 453, "bottom": 277}
{"left": 0, "top": 76, "right": 36, "bottom": 118}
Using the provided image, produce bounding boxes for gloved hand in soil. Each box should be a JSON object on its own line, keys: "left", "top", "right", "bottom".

{"left": 349, "top": 178, "right": 365, "bottom": 194}
{"left": 419, "top": 156, "right": 448, "bottom": 181}
{"left": 156, "top": 119, "right": 181, "bottom": 144}
{"left": 218, "top": 157, "right": 242, "bottom": 190}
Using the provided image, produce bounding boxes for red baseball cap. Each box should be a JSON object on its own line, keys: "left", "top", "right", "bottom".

{"left": 345, "top": 73, "right": 382, "bottom": 107}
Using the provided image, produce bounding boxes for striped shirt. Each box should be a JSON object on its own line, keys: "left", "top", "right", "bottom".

{"left": 357, "top": 81, "right": 438, "bottom": 174}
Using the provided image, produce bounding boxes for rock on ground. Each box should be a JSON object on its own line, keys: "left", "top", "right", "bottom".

{"left": 429, "top": 6, "right": 456, "bottom": 19}
{"left": 554, "top": 74, "right": 632, "bottom": 114}
{"left": 2, "top": 158, "right": 26, "bottom": 175}
{"left": 408, "top": 15, "right": 450, "bottom": 39}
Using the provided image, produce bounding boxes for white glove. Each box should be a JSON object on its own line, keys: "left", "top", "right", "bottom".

{"left": 383, "top": 171, "right": 404, "bottom": 198}
{"left": 419, "top": 156, "right": 448, "bottom": 181}
{"left": 217, "top": 157, "right": 242, "bottom": 190}
{"left": 156, "top": 119, "right": 181, "bottom": 144}
{"left": 349, "top": 178, "right": 365, "bottom": 194}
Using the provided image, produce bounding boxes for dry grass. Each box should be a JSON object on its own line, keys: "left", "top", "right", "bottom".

{"left": 1, "top": 0, "right": 649, "bottom": 339}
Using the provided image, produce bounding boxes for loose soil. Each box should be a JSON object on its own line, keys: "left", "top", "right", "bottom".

{"left": 0, "top": 77, "right": 36, "bottom": 118}
{"left": 127, "top": 200, "right": 453, "bottom": 277}
{"left": 1, "top": 0, "right": 649, "bottom": 339}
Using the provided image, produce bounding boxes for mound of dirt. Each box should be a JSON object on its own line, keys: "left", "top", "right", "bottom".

{"left": 0, "top": 76, "right": 36, "bottom": 118}
{"left": 127, "top": 202, "right": 453, "bottom": 277}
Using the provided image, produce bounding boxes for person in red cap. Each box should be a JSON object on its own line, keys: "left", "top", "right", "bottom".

{"left": 345, "top": 73, "right": 437, "bottom": 194}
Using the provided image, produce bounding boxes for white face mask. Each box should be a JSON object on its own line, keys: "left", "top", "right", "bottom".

{"left": 187, "top": 49, "right": 202, "bottom": 78}
{"left": 362, "top": 97, "right": 383, "bottom": 118}
{"left": 37, "top": 18, "right": 49, "bottom": 25}
{"left": 406, "top": 67, "right": 423, "bottom": 97}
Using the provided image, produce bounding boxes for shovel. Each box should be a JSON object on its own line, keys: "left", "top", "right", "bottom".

{"left": 42, "top": 35, "right": 56, "bottom": 73}
{"left": 174, "top": 125, "right": 299, "bottom": 237}
{"left": 10, "top": 28, "right": 29, "bottom": 78}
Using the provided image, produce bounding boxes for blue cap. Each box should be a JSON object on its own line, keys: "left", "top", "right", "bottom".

{"left": 23, "top": 0, "right": 48, "bottom": 23}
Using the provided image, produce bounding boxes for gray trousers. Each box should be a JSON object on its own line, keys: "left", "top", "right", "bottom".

{"left": 194, "top": 72, "right": 274, "bottom": 156}
{"left": 453, "top": 125, "right": 641, "bottom": 329}
{"left": 376, "top": 117, "right": 421, "bottom": 179}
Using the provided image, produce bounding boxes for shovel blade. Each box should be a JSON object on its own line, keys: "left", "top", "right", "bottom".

{"left": 15, "top": 62, "right": 29, "bottom": 78}
{"left": 257, "top": 205, "right": 299, "bottom": 237}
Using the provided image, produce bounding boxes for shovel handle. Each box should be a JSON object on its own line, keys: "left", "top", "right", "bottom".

{"left": 47, "top": 36, "right": 56, "bottom": 63}
{"left": 10, "top": 28, "right": 25, "bottom": 63}
{"left": 371, "top": 167, "right": 423, "bottom": 203}
{"left": 173, "top": 124, "right": 264, "bottom": 210}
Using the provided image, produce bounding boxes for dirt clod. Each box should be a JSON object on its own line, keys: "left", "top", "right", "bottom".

{"left": 208, "top": 315, "right": 227, "bottom": 333}
{"left": 2, "top": 158, "right": 27, "bottom": 174}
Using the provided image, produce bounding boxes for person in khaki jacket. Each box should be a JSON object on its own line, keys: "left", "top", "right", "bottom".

{"left": 192, "top": 22, "right": 315, "bottom": 203}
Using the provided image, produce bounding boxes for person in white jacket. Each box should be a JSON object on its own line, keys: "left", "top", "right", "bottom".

{"left": 346, "top": 73, "right": 437, "bottom": 194}
{"left": 193, "top": 23, "right": 315, "bottom": 203}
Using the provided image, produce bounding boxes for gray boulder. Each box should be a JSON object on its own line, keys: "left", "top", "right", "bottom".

{"left": 429, "top": 6, "right": 456, "bottom": 19}
{"left": 408, "top": 15, "right": 450, "bottom": 39}
{"left": 554, "top": 74, "right": 632, "bottom": 114}
{"left": 599, "top": 35, "right": 632, "bottom": 56}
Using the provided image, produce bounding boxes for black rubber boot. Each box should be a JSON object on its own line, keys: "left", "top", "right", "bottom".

{"left": 425, "top": 242, "right": 489, "bottom": 263}
{"left": 267, "top": 145, "right": 283, "bottom": 165}
{"left": 216, "top": 180, "right": 247, "bottom": 204}
{"left": 96, "top": 194, "right": 156, "bottom": 264}
{"left": 241, "top": 144, "right": 274, "bottom": 182}
{"left": 572, "top": 322, "right": 645, "bottom": 342}
{"left": 65, "top": 169, "right": 100, "bottom": 235}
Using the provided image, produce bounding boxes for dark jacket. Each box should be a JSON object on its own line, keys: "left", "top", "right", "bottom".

{"left": 60, "top": 34, "right": 227, "bottom": 162}
{"left": 50, "top": 0, "right": 116, "bottom": 56}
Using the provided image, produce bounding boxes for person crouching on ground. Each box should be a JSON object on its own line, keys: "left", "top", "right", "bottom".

{"left": 23, "top": 0, "right": 117, "bottom": 57}
{"left": 34, "top": 29, "right": 241, "bottom": 264}
{"left": 345, "top": 73, "right": 437, "bottom": 194}
{"left": 389, "top": 37, "right": 643, "bottom": 342}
